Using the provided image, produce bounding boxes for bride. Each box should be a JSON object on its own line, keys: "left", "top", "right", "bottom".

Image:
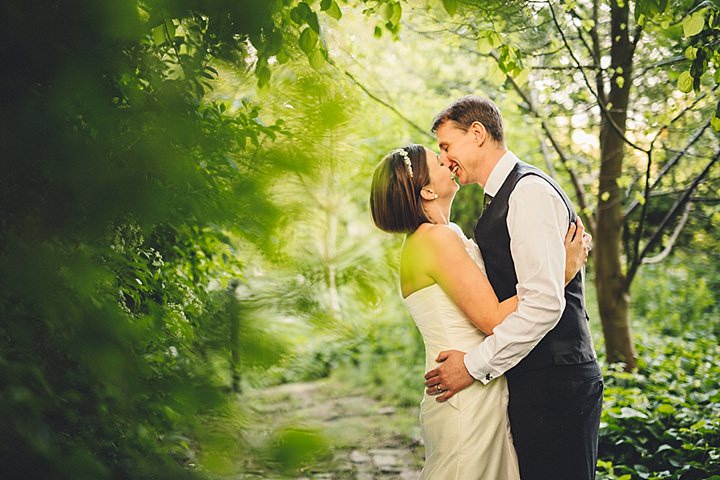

{"left": 369, "top": 144, "right": 589, "bottom": 479}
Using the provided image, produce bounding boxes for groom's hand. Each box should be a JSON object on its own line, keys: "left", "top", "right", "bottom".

{"left": 423, "top": 350, "right": 474, "bottom": 402}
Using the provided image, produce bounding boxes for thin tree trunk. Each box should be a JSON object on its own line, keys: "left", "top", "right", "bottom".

{"left": 595, "top": 0, "right": 636, "bottom": 369}
{"left": 324, "top": 136, "right": 342, "bottom": 320}
{"left": 228, "top": 280, "right": 241, "bottom": 393}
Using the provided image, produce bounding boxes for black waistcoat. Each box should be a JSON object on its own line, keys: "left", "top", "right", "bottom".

{"left": 475, "top": 161, "right": 596, "bottom": 376}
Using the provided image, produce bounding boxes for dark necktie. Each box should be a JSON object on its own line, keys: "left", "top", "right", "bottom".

{"left": 483, "top": 193, "right": 493, "bottom": 210}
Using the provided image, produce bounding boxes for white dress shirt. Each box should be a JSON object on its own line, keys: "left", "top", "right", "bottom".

{"left": 464, "top": 151, "right": 570, "bottom": 384}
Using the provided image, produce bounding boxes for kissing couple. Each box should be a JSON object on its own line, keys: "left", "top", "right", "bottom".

{"left": 370, "top": 96, "right": 603, "bottom": 480}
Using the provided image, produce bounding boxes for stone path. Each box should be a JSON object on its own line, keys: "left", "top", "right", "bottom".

{"left": 240, "top": 380, "right": 424, "bottom": 479}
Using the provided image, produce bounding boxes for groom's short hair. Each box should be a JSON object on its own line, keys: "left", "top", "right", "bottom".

{"left": 431, "top": 96, "right": 504, "bottom": 144}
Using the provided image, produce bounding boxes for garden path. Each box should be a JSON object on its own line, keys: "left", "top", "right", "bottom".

{"left": 241, "top": 380, "right": 424, "bottom": 479}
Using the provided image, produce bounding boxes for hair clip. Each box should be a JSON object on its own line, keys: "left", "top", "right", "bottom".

{"left": 393, "top": 148, "right": 413, "bottom": 178}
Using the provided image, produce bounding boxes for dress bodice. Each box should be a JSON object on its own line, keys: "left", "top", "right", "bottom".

{"left": 403, "top": 224, "right": 490, "bottom": 408}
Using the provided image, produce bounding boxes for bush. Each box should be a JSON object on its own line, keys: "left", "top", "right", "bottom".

{"left": 631, "top": 257, "right": 720, "bottom": 338}
{"left": 597, "top": 332, "right": 720, "bottom": 479}
{"left": 332, "top": 317, "right": 426, "bottom": 408}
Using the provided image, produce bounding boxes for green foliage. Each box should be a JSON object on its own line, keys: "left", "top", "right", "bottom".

{"left": 595, "top": 254, "right": 720, "bottom": 479}
{"left": 597, "top": 334, "right": 720, "bottom": 479}
{"left": 0, "top": 0, "right": 334, "bottom": 477}
{"left": 636, "top": 0, "right": 720, "bottom": 126}
{"left": 332, "top": 318, "right": 426, "bottom": 408}
{"left": 631, "top": 256, "right": 720, "bottom": 338}
{"left": 266, "top": 427, "right": 330, "bottom": 475}
{"left": 674, "top": 1, "right": 720, "bottom": 113}
{"left": 635, "top": 0, "right": 670, "bottom": 21}
{"left": 441, "top": 0, "right": 458, "bottom": 16}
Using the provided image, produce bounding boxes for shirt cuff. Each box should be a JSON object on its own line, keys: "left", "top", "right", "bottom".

{"left": 464, "top": 349, "right": 500, "bottom": 385}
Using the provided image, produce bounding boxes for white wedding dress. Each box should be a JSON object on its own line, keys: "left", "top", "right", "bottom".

{"left": 403, "top": 225, "right": 520, "bottom": 480}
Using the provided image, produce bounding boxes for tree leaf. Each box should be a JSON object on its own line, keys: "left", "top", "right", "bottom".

{"left": 299, "top": 27, "right": 318, "bottom": 56}
{"left": 320, "top": 0, "right": 332, "bottom": 10}
{"left": 391, "top": 3, "right": 402, "bottom": 25}
{"left": 634, "top": 0, "right": 667, "bottom": 20}
{"left": 677, "top": 70, "right": 693, "bottom": 93}
{"left": 634, "top": 191, "right": 646, "bottom": 205}
{"left": 487, "top": 61, "right": 506, "bottom": 85}
{"left": 307, "top": 11, "right": 321, "bottom": 33}
{"left": 477, "top": 36, "right": 493, "bottom": 54}
{"left": 326, "top": 1, "right": 342, "bottom": 20}
{"left": 513, "top": 68, "right": 529, "bottom": 87}
{"left": 309, "top": 49, "right": 325, "bottom": 69}
{"left": 383, "top": 2, "right": 394, "bottom": 21}
{"left": 276, "top": 49, "right": 290, "bottom": 64}
{"left": 290, "top": 5, "right": 305, "bottom": 24}
{"left": 682, "top": 11, "right": 705, "bottom": 37}
{"left": 443, "top": 0, "right": 458, "bottom": 16}
{"left": 711, "top": 115, "right": 720, "bottom": 132}
{"left": 151, "top": 25, "right": 166, "bottom": 45}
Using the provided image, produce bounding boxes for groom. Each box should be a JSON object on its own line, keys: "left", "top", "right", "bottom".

{"left": 423, "top": 96, "right": 603, "bottom": 480}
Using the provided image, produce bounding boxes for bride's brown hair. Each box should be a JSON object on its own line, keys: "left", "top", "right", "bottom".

{"left": 370, "top": 144, "right": 431, "bottom": 234}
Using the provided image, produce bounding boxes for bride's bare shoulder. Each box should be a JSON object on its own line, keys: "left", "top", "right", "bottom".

{"left": 409, "top": 223, "right": 464, "bottom": 250}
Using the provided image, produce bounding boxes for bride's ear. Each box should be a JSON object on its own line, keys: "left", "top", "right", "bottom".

{"left": 420, "top": 187, "right": 438, "bottom": 201}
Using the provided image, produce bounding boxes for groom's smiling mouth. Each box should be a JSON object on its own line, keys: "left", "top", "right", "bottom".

{"left": 450, "top": 163, "right": 461, "bottom": 179}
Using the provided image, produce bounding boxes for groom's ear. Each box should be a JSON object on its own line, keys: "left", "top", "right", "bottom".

{"left": 420, "top": 187, "right": 437, "bottom": 201}
{"left": 469, "top": 121, "right": 487, "bottom": 145}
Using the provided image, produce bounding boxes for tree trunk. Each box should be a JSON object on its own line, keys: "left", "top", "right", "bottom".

{"left": 228, "top": 280, "right": 242, "bottom": 393}
{"left": 595, "top": 0, "right": 637, "bottom": 369}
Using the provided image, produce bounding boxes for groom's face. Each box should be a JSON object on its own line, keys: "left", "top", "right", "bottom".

{"left": 436, "top": 122, "right": 479, "bottom": 186}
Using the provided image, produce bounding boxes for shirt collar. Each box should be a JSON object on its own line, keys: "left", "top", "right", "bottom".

{"left": 483, "top": 150, "right": 519, "bottom": 197}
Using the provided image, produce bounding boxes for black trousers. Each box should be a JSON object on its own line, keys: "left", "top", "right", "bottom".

{"left": 507, "top": 361, "right": 603, "bottom": 480}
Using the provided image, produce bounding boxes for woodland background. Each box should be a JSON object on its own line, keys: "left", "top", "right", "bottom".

{"left": 0, "top": 0, "right": 718, "bottom": 479}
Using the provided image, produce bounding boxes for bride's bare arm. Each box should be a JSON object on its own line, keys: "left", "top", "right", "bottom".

{"left": 419, "top": 221, "right": 587, "bottom": 335}
{"left": 417, "top": 225, "right": 513, "bottom": 335}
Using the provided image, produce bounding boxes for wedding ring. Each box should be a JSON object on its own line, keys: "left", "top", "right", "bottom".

{"left": 436, "top": 384, "right": 442, "bottom": 392}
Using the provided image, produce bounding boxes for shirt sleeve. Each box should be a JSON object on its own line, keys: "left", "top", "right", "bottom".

{"left": 464, "top": 176, "right": 569, "bottom": 384}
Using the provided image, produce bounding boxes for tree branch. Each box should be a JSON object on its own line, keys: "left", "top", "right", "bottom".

{"left": 627, "top": 94, "right": 716, "bottom": 251}
{"left": 625, "top": 148, "right": 720, "bottom": 287}
{"left": 538, "top": 130, "right": 558, "bottom": 178}
{"left": 631, "top": 147, "right": 654, "bottom": 271}
{"left": 567, "top": 5, "right": 603, "bottom": 74}
{"left": 649, "top": 89, "right": 714, "bottom": 151}
{"left": 332, "top": 62, "right": 434, "bottom": 141}
{"left": 624, "top": 119, "right": 711, "bottom": 218}
{"left": 496, "top": 51, "right": 596, "bottom": 233}
{"left": 547, "top": 0, "right": 647, "bottom": 154}
{"left": 641, "top": 202, "right": 691, "bottom": 265}
{"left": 590, "top": 0, "right": 606, "bottom": 104}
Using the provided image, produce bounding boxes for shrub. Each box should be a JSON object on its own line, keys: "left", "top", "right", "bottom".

{"left": 597, "top": 333, "right": 720, "bottom": 479}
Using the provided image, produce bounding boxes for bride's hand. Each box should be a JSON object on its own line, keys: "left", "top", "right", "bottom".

{"left": 564, "top": 218, "right": 590, "bottom": 285}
